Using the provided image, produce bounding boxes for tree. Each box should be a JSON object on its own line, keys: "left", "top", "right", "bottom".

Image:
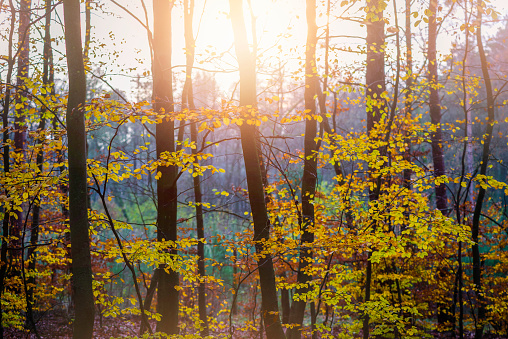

{"left": 229, "top": 0, "right": 285, "bottom": 338}
{"left": 286, "top": 0, "right": 318, "bottom": 337}
{"left": 63, "top": 0, "right": 95, "bottom": 337}
{"left": 428, "top": 0, "right": 448, "bottom": 214}
{"left": 363, "top": 0, "right": 386, "bottom": 337}
{"left": 153, "top": 0, "right": 179, "bottom": 334}
{"left": 471, "top": 1, "right": 496, "bottom": 337}
{"left": 182, "top": 0, "right": 209, "bottom": 335}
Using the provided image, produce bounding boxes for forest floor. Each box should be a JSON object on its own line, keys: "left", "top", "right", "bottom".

{"left": 4, "top": 313, "right": 508, "bottom": 339}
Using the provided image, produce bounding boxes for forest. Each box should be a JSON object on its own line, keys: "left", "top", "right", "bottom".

{"left": 1, "top": 0, "right": 508, "bottom": 338}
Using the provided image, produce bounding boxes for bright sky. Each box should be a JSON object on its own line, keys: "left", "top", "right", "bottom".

{"left": 2, "top": 0, "right": 507, "bottom": 101}
{"left": 87, "top": 0, "right": 508, "bottom": 101}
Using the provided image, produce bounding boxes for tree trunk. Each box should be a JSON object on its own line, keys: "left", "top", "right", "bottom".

{"left": 153, "top": 0, "right": 179, "bottom": 335}
{"left": 26, "top": 0, "right": 53, "bottom": 330}
{"left": 229, "top": 1, "right": 285, "bottom": 338}
{"left": 428, "top": 0, "right": 452, "bottom": 329}
{"left": 63, "top": 0, "right": 95, "bottom": 337}
{"left": 13, "top": 0, "right": 31, "bottom": 153}
{"left": 182, "top": 0, "right": 209, "bottom": 334}
{"left": 472, "top": 4, "right": 494, "bottom": 337}
{"left": 286, "top": 1, "right": 318, "bottom": 338}
{"left": 0, "top": 3, "right": 17, "bottom": 337}
{"left": 11, "top": 0, "right": 32, "bottom": 281}
{"left": 403, "top": 0, "right": 413, "bottom": 192}
{"left": 363, "top": 1, "right": 386, "bottom": 337}
{"left": 428, "top": 0, "right": 448, "bottom": 214}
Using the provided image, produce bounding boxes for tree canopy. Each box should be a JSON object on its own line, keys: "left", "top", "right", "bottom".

{"left": 1, "top": 0, "right": 508, "bottom": 338}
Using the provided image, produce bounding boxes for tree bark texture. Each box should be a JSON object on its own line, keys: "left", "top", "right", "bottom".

{"left": 229, "top": 1, "right": 285, "bottom": 338}
{"left": 12, "top": 0, "right": 32, "bottom": 273}
{"left": 287, "top": 0, "right": 318, "bottom": 337}
{"left": 14, "top": 0, "right": 31, "bottom": 153}
{"left": 153, "top": 0, "right": 179, "bottom": 335}
{"left": 0, "top": 3, "right": 16, "bottom": 337}
{"left": 183, "top": 0, "right": 209, "bottom": 334}
{"left": 403, "top": 0, "right": 413, "bottom": 191}
{"left": 363, "top": 1, "right": 386, "bottom": 337}
{"left": 428, "top": 0, "right": 448, "bottom": 214}
{"left": 365, "top": 0, "right": 386, "bottom": 135}
{"left": 63, "top": 0, "right": 95, "bottom": 337}
{"left": 27, "top": 0, "right": 53, "bottom": 327}
{"left": 472, "top": 4, "right": 494, "bottom": 337}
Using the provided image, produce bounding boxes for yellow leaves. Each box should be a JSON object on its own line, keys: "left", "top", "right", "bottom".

{"left": 198, "top": 121, "right": 208, "bottom": 132}
{"left": 214, "top": 190, "right": 230, "bottom": 197}
{"left": 155, "top": 171, "right": 162, "bottom": 180}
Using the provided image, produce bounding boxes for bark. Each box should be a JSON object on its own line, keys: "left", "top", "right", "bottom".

{"left": 13, "top": 0, "right": 31, "bottom": 153}
{"left": 428, "top": 0, "right": 452, "bottom": 328}
{"left": 0, "top": 2, "right": 16, "bottom": 337}
{"left": 472, "top": 4, "right": 494, "bottom": 337}
{"left": 26, "top": 0, "right": 53, "bottom": 328}
{"left": 363, "top": 1, "right": 386, "bottom": 337}
{"left": 403, "top": 0, "right": 412, "bottom": 191}
{"left": 183, "top": 0, "right": 208, "bottom": 334}
{"left": 63, "top": 0, "right": 95, "bottom": 337}
{"left": 153, "top": 0, "right": 179, "bottom": 334}
{"left": 286, "top": 0, "right": 318, "bottom": 338}
{"left": 365, "top": 0, "right": 386, "bottom": 135}
{"left": 428, "top": 0, "right": 448, "bottom": 214}
{"left": 229, "top": 1, "right": 285, "bottom": 338}
{"left": 280, "top": 271, "right": 290, "bottom": 324}
{"left": 12, "top": 0, "right": 32, "bottom": 278}
{"left": 140, "top": 269, "right": 158, "bottom": 333}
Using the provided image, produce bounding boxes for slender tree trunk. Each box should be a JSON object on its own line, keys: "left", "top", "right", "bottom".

{"left": 0, "top": 3, "right": 16, "bottom": 337}
{"left": 287, "top": 1, "right": 318, "bottom": 338}
{"left": 403, "top": 0, "right": 412, "bottom": 191}
{"left": 363, "top": 1, "right": 386, "bottom": 338}
{"left": 428, "top": 0, "right": 451, "bottom": 328}
{"left": 365, "top": 0, "right": 386, "bottom": 135}
{"left": 229, "top": 1, "right": 285, "bottom": 338}
{"left": 472, "top": 4, "right": 494, "bottom": 337}
{"left": 12, "top": 0, "right": 32, "bottom": 280}
{"left": 153, "top": 0, "right": 179, "bottom": 334}
{"left": 63, "top": 0, "right": 95, "bottom": 337}
{"left": 280, "top": 271, "right": 290, "bottom": 324}
{"left": 182, "top": 0, "right": 209, "bottom": 334}
{"left": 13, "top": 0, "right": 31, "bottom": 153}
{"left": 428, "top": 0, "right": 448, "bottom": 214}
{"left": 26, "top": 0, "right": 53, "bottom": 329}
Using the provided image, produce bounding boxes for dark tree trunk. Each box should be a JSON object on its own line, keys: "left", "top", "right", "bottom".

{"left": 363, "top": 1, "right": 386, "bottom": 337}
{"left": 428, "top": 0, "right": 451, "bottom": 329}
{"left": 12, "top": 0, "right": 32, "bottom": 279}
{"left": 472, "top": 4, "right": 494, "bottom": 338}
{"left": 0, "top": 3, "right": 17, "bottom": 337}
{"left": 63, "top": 0, "right": 95, "bottom": 337}
{"left": 26, "top": 0, "right": 53, "bottom": 330}
{"left": 153, "top": 0, "right": 179, "bottom": 335}
{"left": 365, "top": 0, "right": 386, "bottom": 136}
{"left": 281, "top": 271, "right": 290, "bottom": 325}
{"left": 182, "top": 0, "right": 209, "bottom": 334}
{"left": 13, "top": 0, "right": 31, "bottom": 153}
{"left": 229, "top": 1, "right": 285, "bottom": 338}
{"left": 428, "top": 0, "right": 448, "bottom": 214}
{"left": 286, "top": 0, "right": 318, "bottom": 338}
{"left": 403, "top": 0, "right": 412, "bottom": 191}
